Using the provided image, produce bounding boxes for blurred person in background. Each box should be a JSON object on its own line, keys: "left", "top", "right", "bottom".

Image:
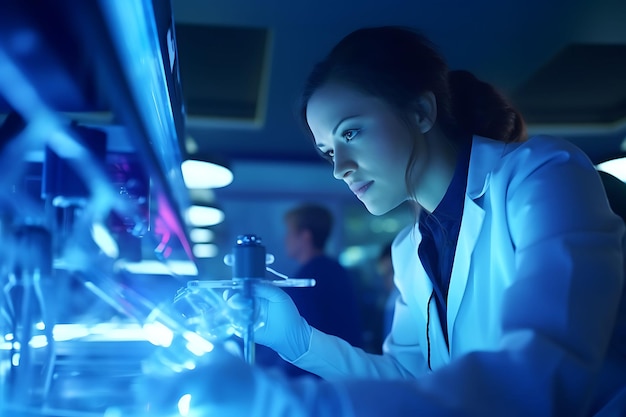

{"left": 282, "top": 203, "right": 363, "bottom": 350}
{"left": 255, "top": 203, "right": 363, "bottom": 377}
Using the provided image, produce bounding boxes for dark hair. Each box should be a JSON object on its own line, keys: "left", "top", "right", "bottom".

{"left": 447, "top": 69, "right": 527, "bottom": 144}
{"left": 298, "top": 26, "right": 527, "bottom": 196}
{"left": 284, "top": 203, "right": 333, "bottom": 250}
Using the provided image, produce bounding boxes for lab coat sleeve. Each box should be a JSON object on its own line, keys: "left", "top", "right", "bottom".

{"left": 268, "top": 138, "right": 625, "bottom": 417}
{"left": 290, "top": 225, "right": 429, "bottom": 380}
{"left": 291, "top": 293, "right": 429, "bottom": 380}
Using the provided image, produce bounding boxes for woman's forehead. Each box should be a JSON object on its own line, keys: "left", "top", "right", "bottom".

{"left": 306, "top": 84, "right": 387, "bottom": 131}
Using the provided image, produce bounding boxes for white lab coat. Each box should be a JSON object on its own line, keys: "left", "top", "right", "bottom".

{"left": 286, "top": 135, "right": 626, "bottom": 416}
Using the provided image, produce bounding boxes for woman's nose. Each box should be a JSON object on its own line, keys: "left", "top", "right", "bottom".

{"left": 333, "top": 150, "right": 356, "bottom": 180}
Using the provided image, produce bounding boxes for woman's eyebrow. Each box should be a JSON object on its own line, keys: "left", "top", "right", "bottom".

{"left": 332, "top": 115, "right": 359, "bottom": 135}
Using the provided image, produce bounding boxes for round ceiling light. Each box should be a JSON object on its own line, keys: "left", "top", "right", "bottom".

{"left": 186, "top": 205, "right": 225, "bottom": 227}
{"left": 181, "top": 159, "right": 233, "bottom": 189}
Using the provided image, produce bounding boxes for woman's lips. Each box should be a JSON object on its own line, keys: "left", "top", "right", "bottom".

{"left": 350, "top": 181, "right": 373, "bottom": 198}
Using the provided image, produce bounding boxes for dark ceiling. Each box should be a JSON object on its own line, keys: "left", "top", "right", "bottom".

{"left": 171, "top": 0, "right": 626, "bottom": 166}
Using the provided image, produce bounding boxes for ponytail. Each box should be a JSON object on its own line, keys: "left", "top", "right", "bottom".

{"left": 448, "top": 70, "right": 527, "bottom": 143}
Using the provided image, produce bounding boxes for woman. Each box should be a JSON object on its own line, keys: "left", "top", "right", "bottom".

{"left": 143, "top": 26, "right": 626, "bottom": 416}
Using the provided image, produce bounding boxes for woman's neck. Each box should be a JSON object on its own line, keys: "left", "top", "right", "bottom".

{"left": 413, "top": 130, "right": 459, "bottom": 213}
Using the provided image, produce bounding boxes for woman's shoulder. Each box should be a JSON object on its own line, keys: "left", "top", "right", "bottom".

{"left": 466, "top": 134, "right": 598, "bottom": 200}
{"left": 473, "top": 134, "right": 595, "bottom": 174}
{"left": 474, "top": 134, "right": 587, "bottom": 157}
{"left": 509, "top": 134, "right": 587, "bottom": 156}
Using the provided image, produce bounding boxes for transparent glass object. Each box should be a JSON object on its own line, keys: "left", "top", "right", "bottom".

{"left": 173, "top": 286, "right": 235, "bottom": 343}
{"left": 139, "top": 285, "right": 240, "bottom": 377}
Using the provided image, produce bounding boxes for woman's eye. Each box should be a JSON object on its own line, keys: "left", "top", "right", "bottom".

{"left": 317, "top": 147, "right": 334, "bottom": 162}
{"left": 342, "top": 129, "right": 359, "bottom": 141}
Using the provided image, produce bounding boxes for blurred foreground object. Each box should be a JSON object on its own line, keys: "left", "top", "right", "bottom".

{"left": 0, "top": 0, "right": 197, "bottom": 414}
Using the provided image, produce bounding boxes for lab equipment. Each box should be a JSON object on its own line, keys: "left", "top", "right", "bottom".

{"left": 0, "top": 0, "right": 198, "bottom": 415}
{"left": 3, "top": 226, "right": 55, "bottom": 408}
{"left": 177, "top": 234, "right": 316, "bottom": 364}
{"left": 130, "top": 234, "right": 316, "bottom": 416}
{"left": 0, "top": 0, "right": 314, "bottom": 415}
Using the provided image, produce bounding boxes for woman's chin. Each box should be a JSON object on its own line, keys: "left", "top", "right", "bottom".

{"left": 363, "top": 201, "right": 395, "bottom": 216}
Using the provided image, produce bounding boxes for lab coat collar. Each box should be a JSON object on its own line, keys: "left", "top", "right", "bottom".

{"left": 465, "top": 135, "right": 507, "bottom": 200}
{"left": 446, "top": 135, "right": 502, "bottom": 355}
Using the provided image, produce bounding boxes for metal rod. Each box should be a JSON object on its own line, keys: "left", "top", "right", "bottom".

{"left": 242, "top": 278, "right": 255, "bottom": 365}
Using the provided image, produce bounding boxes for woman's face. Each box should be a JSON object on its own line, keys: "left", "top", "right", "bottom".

{"left": 306, "top": 82, "right": 425, "bottom": 215}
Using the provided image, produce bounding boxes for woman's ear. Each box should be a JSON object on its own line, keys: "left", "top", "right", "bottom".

{"left": 414, "top": 91, "right": 437, "bottom": 133}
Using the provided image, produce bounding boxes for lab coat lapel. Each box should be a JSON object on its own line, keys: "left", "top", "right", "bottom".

{"left": 406, "top": 227, "right": 449, "bottom": 366}
{"left": 402, "top": 226, "right": 434, "bottom": 323}
{"left": 446, "top": 197, "right": 485, "bottom": 347}
{"left": 446, "top": 136, "right": 501, "bottom": 349}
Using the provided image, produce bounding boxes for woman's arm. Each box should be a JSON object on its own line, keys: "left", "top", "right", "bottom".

{"left": 292, "top": 294, "right": 429, "bottom": 380}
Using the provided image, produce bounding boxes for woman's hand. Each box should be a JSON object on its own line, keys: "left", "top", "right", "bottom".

{"left": 226, "top": 283, "right": 312, "bottom": 361}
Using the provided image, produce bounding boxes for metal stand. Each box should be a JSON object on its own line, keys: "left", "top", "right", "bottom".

{"left": 187, "top": 234, "right": 316, "bottom": 365}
